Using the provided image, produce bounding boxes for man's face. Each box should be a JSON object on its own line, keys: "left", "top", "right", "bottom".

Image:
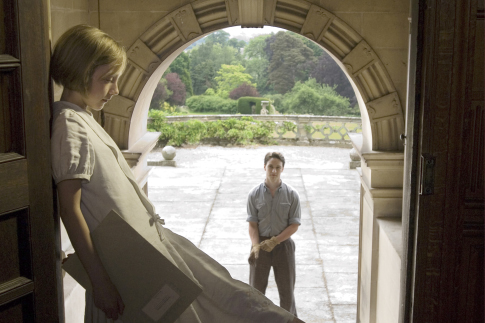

{"left": 264, "top": 157, "right": 284, "bottom": 182}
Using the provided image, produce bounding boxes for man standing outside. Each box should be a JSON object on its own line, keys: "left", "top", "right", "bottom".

{"left": 247, "top": 152, "right": 301, "bottom": 317}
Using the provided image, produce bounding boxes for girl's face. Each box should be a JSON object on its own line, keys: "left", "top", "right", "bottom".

{"left": 84, "top": 64, "right": 120, "bottom": 111}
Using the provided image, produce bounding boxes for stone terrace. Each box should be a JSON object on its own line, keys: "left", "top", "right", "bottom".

{"left": 147, "top": 145, "right": 360, "bottom": 323}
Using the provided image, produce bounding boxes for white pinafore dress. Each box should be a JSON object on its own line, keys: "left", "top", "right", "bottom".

{"left": 51, "top": 101, "right": 296, "bottom": 323}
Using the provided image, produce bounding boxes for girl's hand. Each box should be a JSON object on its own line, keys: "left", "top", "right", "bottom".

{"left": 92, "top": 277, "right": 125, "bottom": 320}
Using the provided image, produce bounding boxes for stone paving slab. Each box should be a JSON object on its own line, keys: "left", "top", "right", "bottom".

{"left": 332, "top": 305, "right": 358, "bottom": 323}
{"left": 305, "top": 189, "right": 360, "bottom": 198}
{"left": 148, "top": 145, "right": 360, "bottom": 322}
{"left": 149, "top": 188, "right": 218, "bottom": 202}
{"left": 152, "top": 201, "right": 214, "bottom": 219}
{"left": 325, "top": 273, "right": 358, "bottom": 305}
{"left": 210, "top": 206, "right": 247, "bottom": 219}
{"left": 319, "top": 245, "right": 359, "bottom": 273}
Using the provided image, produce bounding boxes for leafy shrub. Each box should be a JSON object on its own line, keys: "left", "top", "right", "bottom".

{"left": 186, "top": 95, "right": 237, "bottom": 113}
{"left": 281, "top": 78, "right": 351, "bottom": 116}
{"left": 148, "top": 114, "right": 276, "bottom": 146}
{"left": 229, "top": 83, "right": 260, "bottom": 100}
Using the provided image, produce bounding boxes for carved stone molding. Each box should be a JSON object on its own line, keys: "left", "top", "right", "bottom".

{"left": 169, "top": 4, "right": 202, "bottom": 42}
{"left": 238, "top": 0, "right": 264, "bottom": 28}
{"left": 102, "top": 95, "right": 136, "bottom": 149}
{"left": 263, "top": 0, "right": 277, "bottom": 25}
{"left": 103, "top": 95, "right": 136, "bottom": 119}
{"left": 300, "top": 5, "right": 334, "bottom": 42}
{"left": 127, "top": 39, "right": 161, "bottom": 75}
{"left": 366, "top": 92, "right": 403, "bottom": 123}
{"left": 225, "top": 0, "right": 239, "bottom": 25}
{"left": 366, "top": 92, "right": 404, "bottom": 151}
{"left": 343, "top": 40, "right": 377, "bottom": 77}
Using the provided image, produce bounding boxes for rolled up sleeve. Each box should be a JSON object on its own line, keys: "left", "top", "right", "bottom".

{"left": 288, "top": 190, "right": 301, "bottom": 225}
{"left": 246, "top": 191, "right": 259, "bottom": 222}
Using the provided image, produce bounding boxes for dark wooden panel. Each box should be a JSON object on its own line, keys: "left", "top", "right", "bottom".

{"left": 456, "top": 233, "right": 484, "bottom": 323}
{"left": 0, "top": 294, "right": 33, "bottom": 323}
{"left": 0, "top": 0, "right": 19, "bottom": 58}
{"left": 0, "top": 55, "right": 20, "bottom": 68}
{"left": 0, "top": 68, "right": 24, "bottom": 155}
{"left": 463, "top": 101, "right": 484, "bottom": 204}
{"left": 0, "top": 277, "right": 33, "bottom": 306}
{"left": 0, "top": 209, "right": 32, "bottom": 285}
{"left": 0, "top": 159, "right": 28, "bottom": 214}
{"left": 411, "top": 0, "right": 485, "bottom": 322}
{"left": 0, "top": 152, "right": 23, "bottom": 164}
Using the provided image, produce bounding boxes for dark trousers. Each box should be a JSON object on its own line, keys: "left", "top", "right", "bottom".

{"left": 249, "top": 236, "right": 297, "bottom": 316}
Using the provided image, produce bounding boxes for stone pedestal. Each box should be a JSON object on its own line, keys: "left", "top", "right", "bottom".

{"left": 349, "top": 147, "right": 361, "bottom": 169}
{"left": 148, "top": 160, "right": 177, "bottom": 167}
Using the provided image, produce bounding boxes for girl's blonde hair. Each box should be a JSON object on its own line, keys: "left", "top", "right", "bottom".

{"left": 51, "top": 25, "right": 127, "bottom": 95}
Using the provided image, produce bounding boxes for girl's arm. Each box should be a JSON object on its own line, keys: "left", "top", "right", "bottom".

{"left": 58, "top": 179, "right": 124, "bottom": 320}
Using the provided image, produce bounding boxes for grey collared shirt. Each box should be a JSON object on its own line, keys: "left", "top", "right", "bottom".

{"left": 246, "top": 182, "right": 301, "bottom": 237}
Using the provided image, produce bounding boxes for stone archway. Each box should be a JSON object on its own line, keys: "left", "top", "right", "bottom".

{"left": 102, "top": 0, "right": 405, "bottom": 154}
{"left": 69, "top": 2, "right": 408, "bottom": 322}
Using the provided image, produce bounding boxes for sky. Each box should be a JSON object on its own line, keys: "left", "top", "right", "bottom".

{"left": 222, "top": 26, "right": 286, "bottom": 42}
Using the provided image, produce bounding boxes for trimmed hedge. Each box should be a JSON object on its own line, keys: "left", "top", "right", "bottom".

{"left": 186, "top": 95, "right": 237, "bottom": 113}
{"left": 237, "top": 97, "right": 270, "bottom": 114}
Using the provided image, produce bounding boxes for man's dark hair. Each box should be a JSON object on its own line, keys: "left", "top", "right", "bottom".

{"left": 264, "top": 152, "right": 285, "bottom": 167}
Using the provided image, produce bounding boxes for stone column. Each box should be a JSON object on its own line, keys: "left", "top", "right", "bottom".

{"left": 352, "top": 134, "right": 404, "bottom": 323}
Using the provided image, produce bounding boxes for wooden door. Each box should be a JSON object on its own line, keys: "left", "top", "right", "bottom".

{"left": 402, "top": 0, "right": 484, "bottom": 321}
{"left": 0, "top": 0, "right": 60, "bottom": 321}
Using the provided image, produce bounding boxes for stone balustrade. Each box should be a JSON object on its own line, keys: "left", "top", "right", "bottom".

{"left": 149, "top": 114, "right": 362, "bottom": 147}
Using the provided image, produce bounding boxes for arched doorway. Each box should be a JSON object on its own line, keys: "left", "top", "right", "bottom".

{"left": 97, "top": 2, "right": 407, "bottom": 322}
{"left": 102, "top": 2, "right": 405, "bottom": 153}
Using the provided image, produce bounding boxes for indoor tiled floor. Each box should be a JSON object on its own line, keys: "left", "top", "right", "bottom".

{"left": 148, "top": 145, "right": 360, "bottom": 323}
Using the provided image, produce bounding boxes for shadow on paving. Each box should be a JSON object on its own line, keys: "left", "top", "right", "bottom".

{"left": 148, "top": 145, "right": 360, "bottom": 323}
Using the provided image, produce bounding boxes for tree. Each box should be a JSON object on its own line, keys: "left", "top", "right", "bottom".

{"left": 244, "top": 35, "right": 272, "bottom": 94}
{"left": 214, "top": 64, "right": 256, "bottom": 98}
{"left": 165, "top": 52, "right": 193, "bottom": 96}
{"left": 227, "top": 38, "right": 247, "bottom": 50}
{"left": 282, "top": 78, "right": 351, "bottom": 116}
{"left": 189, "top": 41, "right": 244, "bottom": 95}
{"left": 165, "top": 73, "right": 186, "bottom": 106}
{"left": 289, "top": 31, "right": 325, "bottom": 57}
{"left": 212, "top": 43, "right": 240, "bottom": 69}
{"left": 229, "top": 83, "right": 260, "bottom": 100}
{"left": 150, "top": 79, "right": 172, "bottom": 109}
{"left": 245, "top": 34, "right": 270, "bottom": 59}
{"left": 310, "top": 53, "right": 357, "bottom": 107}
{"left": 205, "top": 30, "right": 230, "bottom": 46}
{"left": 266, "top": 31, "right": 315, "bottom": 94}
{"left": 189, "top": 42, "right": 218, "bottom": 95}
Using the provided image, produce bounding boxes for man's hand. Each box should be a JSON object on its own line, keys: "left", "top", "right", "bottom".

{"left": 260, "top": 236, "right": 280, "bottom": 252}
{"left": 248, "top": 244, "right": 261, "bottom": 266}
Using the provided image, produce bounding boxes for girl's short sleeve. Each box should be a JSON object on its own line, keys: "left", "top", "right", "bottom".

{"left": 51, "top": 110, "right": 95, "bottom": 184}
